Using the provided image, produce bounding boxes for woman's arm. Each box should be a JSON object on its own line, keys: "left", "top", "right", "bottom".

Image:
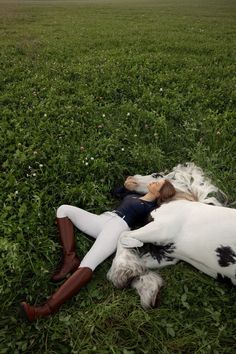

{"left": 112, "top": 176, "right": 143, "bottom": 199}
{"left": 124, "top": 176, "right": 139, "bottom": 191}
{"left": 111, "top": 186, "right": 130, "bottom": 199}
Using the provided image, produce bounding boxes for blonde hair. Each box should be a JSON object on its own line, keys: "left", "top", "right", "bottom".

{"left": 173, "top": 191, "right": 197, "bottom": 202}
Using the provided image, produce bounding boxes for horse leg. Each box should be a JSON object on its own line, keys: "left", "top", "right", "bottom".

{"left": 107, "top": 238, "right": 146, "bottom": 289}
{"left": 131, "top": 270, "right": 163, "bottom": 309}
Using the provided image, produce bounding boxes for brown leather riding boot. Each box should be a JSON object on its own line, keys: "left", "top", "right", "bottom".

{"left": 51, "top": 217, "right": 80, "bottom": 282}
{"left": 20, "top": 267, "right": 93, "bottom": 322}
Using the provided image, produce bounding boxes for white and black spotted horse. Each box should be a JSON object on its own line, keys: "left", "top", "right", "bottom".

{"left": 107, "top": 163, "right": 236, "bottom": 308}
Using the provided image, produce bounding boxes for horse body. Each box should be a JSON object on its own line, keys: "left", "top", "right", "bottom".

{"left": 145, "top": 201, "right": 236, "bottom": 280}
{"left": 107, "top": 163, "right": 235, "bottom": 309}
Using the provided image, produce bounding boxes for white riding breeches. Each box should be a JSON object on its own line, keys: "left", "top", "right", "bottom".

{"left": 57, "top": 205, "right": 130, "bottom": 271}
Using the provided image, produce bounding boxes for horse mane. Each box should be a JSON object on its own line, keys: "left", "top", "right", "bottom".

{"left": 163, "top": 163, "right": 228, "bottom": 206}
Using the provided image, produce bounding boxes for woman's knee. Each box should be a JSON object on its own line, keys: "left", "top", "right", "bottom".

{"left": 56, "top": 204, "right": 71, "bottom": 218}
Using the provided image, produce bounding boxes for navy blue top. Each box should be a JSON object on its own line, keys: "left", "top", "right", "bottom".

{"left": 112, "top": 186, "right": 157, "bottom": 228}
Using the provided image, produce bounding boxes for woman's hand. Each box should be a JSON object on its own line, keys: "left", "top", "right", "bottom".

{"left": 124, "top": 176, "right": 139, "bottom": 191}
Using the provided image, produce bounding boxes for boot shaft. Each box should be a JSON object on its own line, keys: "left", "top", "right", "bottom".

{"left": 48, "top": 267, "right": 93, "bottom": 312}
{"left": 21, "top": 267, "right": 93, "bottom": 321}
{"left": 56, "top": 217, "right": 75, "bottom": 254}
{"left": 50, "top": 217, "right": 80, "bottom": 282}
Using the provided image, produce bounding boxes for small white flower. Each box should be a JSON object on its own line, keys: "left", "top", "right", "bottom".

{"left": 127, "top": 112, "right": 130, "bottom": 116}
{"left": 44, "top": 113, "right": 47, "bottom": 117}
{"left": 39, "top": 164, "right": 43, "bottom": 168}
{"left": 90, "top": 157, "right": 94, "bottom": 160}
{"left": 85, "top": 162, "right": 89, "bottom": 166}
{"left": 159, "top": 88, "right": 163, "bottom": 92}
{"left": 134, "top": 134, "right": 137, "bottom": 137}
{"left": 28, "top": 166, "right": 32, "bottom": 170}
{"left": 102, "top": 114, "right": 106, "bottom": 117}
{"left": 121, "top": 147, "right": 125, "bottom": 151}
{"left": 32, "top": 173, "right": 36, "bottom": 177}
{"left": 15, "top": 191, "right": 19, "bottom": 195}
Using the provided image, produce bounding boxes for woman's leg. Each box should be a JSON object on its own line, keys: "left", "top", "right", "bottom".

{"left": 20, "top": 214, "right": 129, "bottom": 321}
{"left": 51, "top": 205, "right": 112, "bottom": 282}
{"left": 21, "top": 267, "right": 93, "bottom": 321}
{"left": 51, "top": 216, "right": 81, "bottom": 282}
{"left": 57, "top": 205, "right": 110, "bottom": 239}
{"left": 80, "top": 215, "right": 130, "bottom": 270}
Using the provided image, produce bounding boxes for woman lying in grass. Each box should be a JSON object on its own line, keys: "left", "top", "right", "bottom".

{"left": 20, "top": 177, "right": 176, "bottom": 321}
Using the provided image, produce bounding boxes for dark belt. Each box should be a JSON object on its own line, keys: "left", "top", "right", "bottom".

{"left": 112, "top": 210, "right": 126, "bottom": 221}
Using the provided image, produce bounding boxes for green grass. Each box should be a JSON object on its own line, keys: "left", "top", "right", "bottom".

{"left": 0, "top": 0, "right": 236, "bottom": 353}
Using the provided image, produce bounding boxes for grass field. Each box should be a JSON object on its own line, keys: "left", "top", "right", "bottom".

{"left": 0, "top": 0, "right": 236, "bottom": 353}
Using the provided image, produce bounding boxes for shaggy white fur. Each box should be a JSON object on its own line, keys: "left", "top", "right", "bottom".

{"left": 131, "top": 271, "right": 163, "bottom": 309}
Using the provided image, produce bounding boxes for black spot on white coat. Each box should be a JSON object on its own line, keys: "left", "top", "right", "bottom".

{"left": 215, "top": 246, "right": 236, "bottom": 267}
{"left": 139, "top": 243, "right": 176, "bottom": 264}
